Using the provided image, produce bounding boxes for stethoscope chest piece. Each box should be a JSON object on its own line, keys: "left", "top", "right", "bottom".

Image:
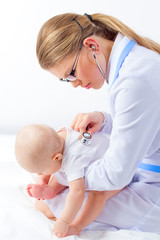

{"left": 80, "top": 132, "right": 92, "bottom": 145}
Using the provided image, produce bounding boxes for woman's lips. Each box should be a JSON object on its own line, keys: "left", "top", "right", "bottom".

{"left": 85, "top": 83, "right": 91, "bottom": 89}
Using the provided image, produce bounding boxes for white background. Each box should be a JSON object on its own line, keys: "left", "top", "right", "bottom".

{"left": 0, "top": 0, "right": 160, "bottom": 134}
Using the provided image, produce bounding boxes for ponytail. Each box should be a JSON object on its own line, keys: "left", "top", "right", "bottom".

{"left": 36, "top": 13, "right": 160, "bottom": 69}
{"left": 91, "top": 13, "right": 160, "bottom": 54}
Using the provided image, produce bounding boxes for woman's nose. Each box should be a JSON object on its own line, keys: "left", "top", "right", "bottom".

{"left": 70, "top": 80, "right": 81, "bottom": 88}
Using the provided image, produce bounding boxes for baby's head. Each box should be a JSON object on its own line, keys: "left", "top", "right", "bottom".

{"left": 15, "top": 124, "right": 63, "bottom": 174}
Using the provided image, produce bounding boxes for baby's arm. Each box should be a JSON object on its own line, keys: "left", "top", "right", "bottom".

{"left": 53, "top": 177, "right": 85, "bottom": 238}
{"left": 67, "top": 189, "right": 123, "bottom": 236}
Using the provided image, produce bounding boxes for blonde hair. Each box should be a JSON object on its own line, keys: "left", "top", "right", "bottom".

{"left": 36, "top": 13, "right": 160, "bottom": 70}
{"left": 15, "top": 124, "right": 62, "bottom": 172}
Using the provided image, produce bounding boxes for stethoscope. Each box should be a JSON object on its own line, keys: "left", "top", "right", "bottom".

{"left": 79, "top": 124, "right": 92, "bottom": 145}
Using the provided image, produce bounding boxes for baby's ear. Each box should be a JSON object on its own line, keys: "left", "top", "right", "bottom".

{"left": 52, "top": 153, "right": 63, "bottom": 161}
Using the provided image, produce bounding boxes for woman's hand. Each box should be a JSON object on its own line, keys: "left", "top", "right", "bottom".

{"left": 71, "top": 111, "right": 105, "bottom": 135}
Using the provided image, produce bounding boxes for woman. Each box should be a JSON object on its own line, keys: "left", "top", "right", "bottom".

{"left": 36, "top": 13, "right": 160, "bottom": 233}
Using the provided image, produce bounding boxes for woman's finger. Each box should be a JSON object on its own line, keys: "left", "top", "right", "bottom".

{"left": 70, "top": 114, "right": 79, "bottom": 129}
{"left": 71, "top": 113, "right": 86, "bottom": 132}
{"left": 71, "top": 111, "right": 104, "bottom": 134}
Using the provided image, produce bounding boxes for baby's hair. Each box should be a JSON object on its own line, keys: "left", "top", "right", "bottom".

{"left": 15, "top": 124, "right": 61, "bottom": 173}
{"left": 36, "top": 13, "right": 160, "bottom": 69}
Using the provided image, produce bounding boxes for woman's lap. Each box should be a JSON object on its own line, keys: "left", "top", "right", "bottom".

{"left": 45, "top": 182, "right": 160, "bottom": 233}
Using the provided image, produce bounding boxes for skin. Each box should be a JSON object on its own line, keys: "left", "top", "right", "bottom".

{"left": 33, "top": 37, "right": 123, "bottom": 237}
{"left": 48, "top": 35, "right": 114, "bottom": 136}
{"left": 48, "top": 35, "right": 114, "bottom": 90}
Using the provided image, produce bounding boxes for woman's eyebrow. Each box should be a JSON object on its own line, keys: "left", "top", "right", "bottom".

{"left": 59, "top": 59, "right": 73, "bottom": 79}
{"left": 59, "top": 69, "right": 70, "bottom": 80}
{"left": 63, "top": 65, "right": 72, "bottom": 78}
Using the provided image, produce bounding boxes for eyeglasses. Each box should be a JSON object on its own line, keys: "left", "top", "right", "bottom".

{"left": 59, "top": 41, "right": 83, "bottom": 82}
{"left": 59, "top": 34, "right": 108, "bottom": 83}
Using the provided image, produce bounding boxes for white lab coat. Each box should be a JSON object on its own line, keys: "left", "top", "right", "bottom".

{"left": 85, "top": 33, "right": 160, "bottom": 190}
{"left": 46, "top": 33, "right": 160, "bottom": 232}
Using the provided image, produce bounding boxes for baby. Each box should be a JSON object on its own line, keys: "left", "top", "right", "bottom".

{"left": 15, "top": 124, "right": 121, "bottom": 238}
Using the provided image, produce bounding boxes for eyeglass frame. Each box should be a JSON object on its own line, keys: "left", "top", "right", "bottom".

{"left": 59, "top": 33, "right": 108, "bottom": 83}
{"left": 59, "top": 40, "right": 84, "bottom": 82}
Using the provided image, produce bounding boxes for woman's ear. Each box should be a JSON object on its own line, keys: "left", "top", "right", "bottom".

{"left": 83, "top": 37, "right": 100, "bottom": 52}
{"left": 52, "top": 153, "right": 63, "bottom": 161}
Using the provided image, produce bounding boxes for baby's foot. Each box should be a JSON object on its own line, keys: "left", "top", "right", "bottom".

{"left": 26, "top": 184, "right": 56, "bottom": 200}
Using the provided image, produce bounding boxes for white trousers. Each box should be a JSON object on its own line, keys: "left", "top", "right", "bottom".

{"left": 45, "top": 180, "right": 160, "bottom": 233}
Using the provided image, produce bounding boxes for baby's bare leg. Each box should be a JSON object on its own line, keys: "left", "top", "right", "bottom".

{"left": 35, "top": 199, "right": 56, "bottom": 221}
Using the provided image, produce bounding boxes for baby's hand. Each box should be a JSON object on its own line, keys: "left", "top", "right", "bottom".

{"left": 52, "top": 218, "right": 70, "bottom": 238}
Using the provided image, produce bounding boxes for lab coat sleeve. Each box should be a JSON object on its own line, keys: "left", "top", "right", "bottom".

{"left": 99, "top": 112, "right": 113, "bottom": 134}
{"left": 85, "top": 78, "right": 160, "bottom": 190}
